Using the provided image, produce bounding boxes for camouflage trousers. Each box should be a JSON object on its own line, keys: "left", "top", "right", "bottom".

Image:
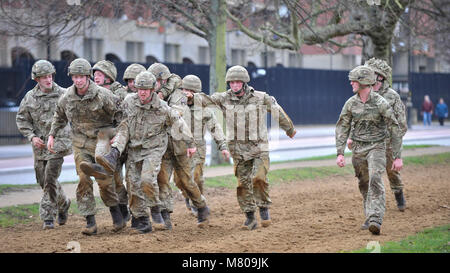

{"left": 34, "top": 158, "right": 71, "bottom": 221}
{"left": 352, "top": 140, "right": 386, "bottom": 225}
{"left": 95, "top": 128, "right": 128, "bottom": 205}
{"left": 234, "top": 156, "right": 271, "bottom": 213}
{"left": 158, "top": 147, "right": 206, "bottom": 211}
{"left": 126, "top": 156, "right": 163, "bottom": 218}
{"left": 73, "top": 146, "right": 119, "bottom": 216}
{"left": 175, "top": 153, "right": 206, "bottom": 198}
{"left": 386, "top": 146, "right": 404, "bottom": 193}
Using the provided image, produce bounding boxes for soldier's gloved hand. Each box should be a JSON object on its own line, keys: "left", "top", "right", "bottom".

{"left": 392, "top": 158, "right": 403, "bottom": 172}
{"left": 187, "top": 147, "right": 197, "bottom": 158}
{"left": 336, "top": 154, "right": 345, "bottom": 167}
{"left": 287, "top": 129, "right": 297, "bottom": 138}
{"left": 47, "top": 135, "right": 56, "bottom": 153}
{"left": 32, "top": 137, "right": 45, "bottom": 149}
{"left": 221, "top": 150, "right": 230, "bottom": 161}
{"left": 347, "top": 139, "right": 353, "bottom": 150}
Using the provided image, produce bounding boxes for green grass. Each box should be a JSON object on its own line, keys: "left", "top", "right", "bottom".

{"left": 352, "top": 224, "right": 450, "bottom": 253}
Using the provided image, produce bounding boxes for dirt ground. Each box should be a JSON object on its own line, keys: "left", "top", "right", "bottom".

{"left": 0, "top": 164, "right": 449, "bottom": 253}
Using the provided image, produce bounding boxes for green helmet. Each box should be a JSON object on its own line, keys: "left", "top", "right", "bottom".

{"left": 364, "top": 58, "right": 392, "bottom": 81}
{"left": 148, "top": 63, "right": 171, "bottom": 80}
{"left": 348, "top": 65, "right": 376, "bottom": 86}
{"left": 181, "top": 75, "right": 202, "bottom": 93}
{"left": 31, "top": 60, "right": 55, "bottom": 80}
{"left": 92, "top": 60, "right": 117, "bottom": 82}
{"left": 225, "top": 65, "right": 250, "bottom": 83}
{"left": 134, "top": 71, "right": 156, "bottom": 89}
{"left": 123, "top": 63, "right": 146, "bottom": 81}
{"left": 68, "top": 58, "right": 92, "bottom": 76}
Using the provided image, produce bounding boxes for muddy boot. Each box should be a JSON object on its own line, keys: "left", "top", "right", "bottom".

{"left": 241, "top": 211, "right": 257, "bottom": 230}
{"left": 150, "top": 206, "right": 165, "bottom": 230}
{"left": 161, "top": 209, "right": 172, "bottom": 230}
{"left": 197, "top": 206, "right": 210, "bottom": 228}
{"left": 96, "top": 147, "right": 120, "bottom": 173}
{"left": 109, "top": 205, "right": 125, "bottom": 232}
{"left": 191, "top": 206, "right": 198, "bottom": 217}
{"left": 82, "top": 215, "right": 97, "bottom": 235}
{"left": 135, "top": 216, "right": 152, "bottom": 234}
{"left": 119, "top": 204, "right": 130, "bottom": 222}
{"left": 361, "top": 218, "right": 369, "bottom": 230}
{"left": 259, "top": 207, "right": 272, "bottom": 227}
{"left": 57, "top": 199, "right": 71, "bottom": 226}
{"left": 43, "top": 220, "right": 54, "bottom": 230}
{"left": 80, "top": 162, "right": 110, "bottom": 180}
{"left": 394, "top": 190, "right": 406, "bottom": 212}
{"left": 185, "top": 198, "right": 192, "bottom": 211}
{"left": 369, "top": 221, "right": 381, "bottom": 235}
{"left": 131, "top": 215, "right": 139, "bottom": 229}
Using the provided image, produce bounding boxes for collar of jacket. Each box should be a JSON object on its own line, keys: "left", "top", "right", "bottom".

{"left": 32, "top": 82, "right": 61, "bottom": 98}
{"left": 228, "top": 85, "right": 254, "bottom": 101}
{"left": 356, "top": 88, "right": 375, "bottom": 103}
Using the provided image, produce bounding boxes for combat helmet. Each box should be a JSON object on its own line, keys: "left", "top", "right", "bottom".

{"left": 31, "top": 60, "right": 55, "bottom": 80}
{"left": 92, "top": 60, "right": 117, "bottom": 82}
{"left": 148, "top": 63, "right": 171, "bottom": 80}
{"left": 123, "top": 63, "right": 146, "bottom": 81}
{"left": 364, "top": 58, "right": 392, "bottom": 81}
{"left": 348, "top": 65, "right": 376, "bottom": 86}
{"left": 68, "top": 58, "right": 92, "bottom": 76}
{"left": 181, "top": 75, "right": 202, "bottom": 93}
{"left": 225, "top": 65, "right": 250, "bottom": 83}
{"left": 134, "top": 71, "right": 156, "bottom": 89}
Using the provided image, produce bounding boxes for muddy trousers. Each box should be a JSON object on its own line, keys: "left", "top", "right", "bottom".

{"left": 386, "top": 146, "right": 404, "bottom": 194}
{"left": 73, "top": 146, "right": 119, "bottom": 216}
{"left": 234, "top": 156, "right": 271, "bottom": 213}
{"left": 175, "top": 155, "right": 206, "bottom": 197}
{"left": 34, "top": 158, "right": 70, "bottom": 221}
{"left": 352, "top": 142, "right": 386, "bottom": 225}
{"left": 158, "top": 150, "right": 206, "bottom": 211}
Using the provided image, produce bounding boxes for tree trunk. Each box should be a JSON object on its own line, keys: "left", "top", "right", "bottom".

{"left": 361, "top": 34, "right": 393, "bottom": 67}
{"left": 209, "top": 0, "right": 229, "bottom": 165}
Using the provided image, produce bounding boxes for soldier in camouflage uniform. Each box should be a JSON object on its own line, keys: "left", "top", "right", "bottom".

{"left": 16, "top": 60, "right": 72, "bottom": 230}
{"left": 177, "top": 75, "right": 230, "bottom": 215}
{"left": 48, "top": 58, "right": 125, "bottom": 235}
{"left": 123, "top": 63, "right": 147, "bottom": 95}
{"left": 148, "top": 63, "right": 211, "bottom": 229}
{"left": 96, "top": 71, "right": 197, "bottom": 234}
{"left": 336, "top": 65, "right": 404, "bottom": 235}
{"left": 348, "top": 58, "right": 408, "bottom": 211}
{"left": 192, "top": 65, "right": 297, "bottom": 230}
{"left": 81, "top": 60, "right": 130, "bottom": 222}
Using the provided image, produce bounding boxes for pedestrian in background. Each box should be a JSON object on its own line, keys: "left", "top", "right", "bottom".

{"left": 421, "top": 95, "right": 433, "bottom": 126}
{"left": 435, "top": 98, "right": 448, "bottom": 126}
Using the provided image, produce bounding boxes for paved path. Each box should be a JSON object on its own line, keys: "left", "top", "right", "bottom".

{"left": 1, "top": 146, "right": 449, "bottom": 208}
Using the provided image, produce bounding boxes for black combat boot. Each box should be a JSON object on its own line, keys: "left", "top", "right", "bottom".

{"left": 82, "top": 215, "right": 97, "bottom": 235}
{"left": 119, "top": 204, "right": 130, "bottom": 222}
{"left": 185, "top": 198, "right": 192, "bottom": 211}
{"left": 109, "top": 205, "right": 125, "bottom": 232}
{"left": 161, "top": 209, "right": 172, "bottom": 230}
{"left": 80, "top": 162, "right": 110, "bottom": 179}
{"left": 394, "top": 190, "right": 406, "bottom": 211}
{"left": 96, "top": 147, "right": 120, "bottom": 173}
{"left": 43, "top": 220, "right": 54, "bottom": 230}
{"left": 57, "top": 199, "right": 71, "bottom": 225}
{"left": 369, "top": 220, "right": 382, "bottom": 235}
{"left": 197, "top": 206, "right": 210, "bottom": 228}
{"left": 259, "top": 207, "right": 272, "bottom": 227}
{"left": 241, "top": 211, "right": 257, "bottom": 230}
{"left": 135, "top": 216, "right": 152, "bottom": 234}
{"left": 191, "top": 206, "right": 198, "bottom": 217}
{"left": 150, "top": 206, "right": 165, "bottom": 230}
{"left": 131, "top": 215, "right": 139, "bottom": 229}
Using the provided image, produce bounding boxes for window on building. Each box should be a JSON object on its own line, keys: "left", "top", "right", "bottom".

{"left": 288, "top": 53, "right": 302, "bottom": 68}
{"left": 126, "top": 41, "right": 144, "bottom": 62}
{"left": 198, "top": 46, "right": 209, "bottom": 65}
{"left": 164, "top": 43, "right": 180, "bottom": 63}
{"left": 260, "top": 51, "right": 275, "bottom": 67}
{"left": 84, "top": 38, "right": 103, "bottom": 62}
{"left": 231, "top": 49, "right": 246, "bottom": 66}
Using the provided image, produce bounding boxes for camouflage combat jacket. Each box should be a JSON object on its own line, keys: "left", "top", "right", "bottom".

{"left": 194, "top": 85, "right": 295, "bottom": 161}
{"left": 158, "top": 73, "right": 182, "bottom": 100}
{"left": 378, "top": 84, "right": 408, "bottom": 138}
{"left": 185, "top": 100, "right": 227, "bottom": 160}
{"left": 112, "top": 92, "right": 194, "bottom": 163}
{"left": 49, "top": 80, "right": 121, "bottom": 151}
{"left": 16, "top": 83, "right": 72, "bottom": 160}
{"left": 109, "top": 81, "right": 128, "bottom": 101}
{"left": 336, "top": 90, "right": 403, "bottom": 158}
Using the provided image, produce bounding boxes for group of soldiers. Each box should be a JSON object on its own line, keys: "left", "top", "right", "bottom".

{"left": 335, "top": 58, "right": 408, "bottom": 235}
{"left": 16, "top": 58, "right": 296, "bottom": 235}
